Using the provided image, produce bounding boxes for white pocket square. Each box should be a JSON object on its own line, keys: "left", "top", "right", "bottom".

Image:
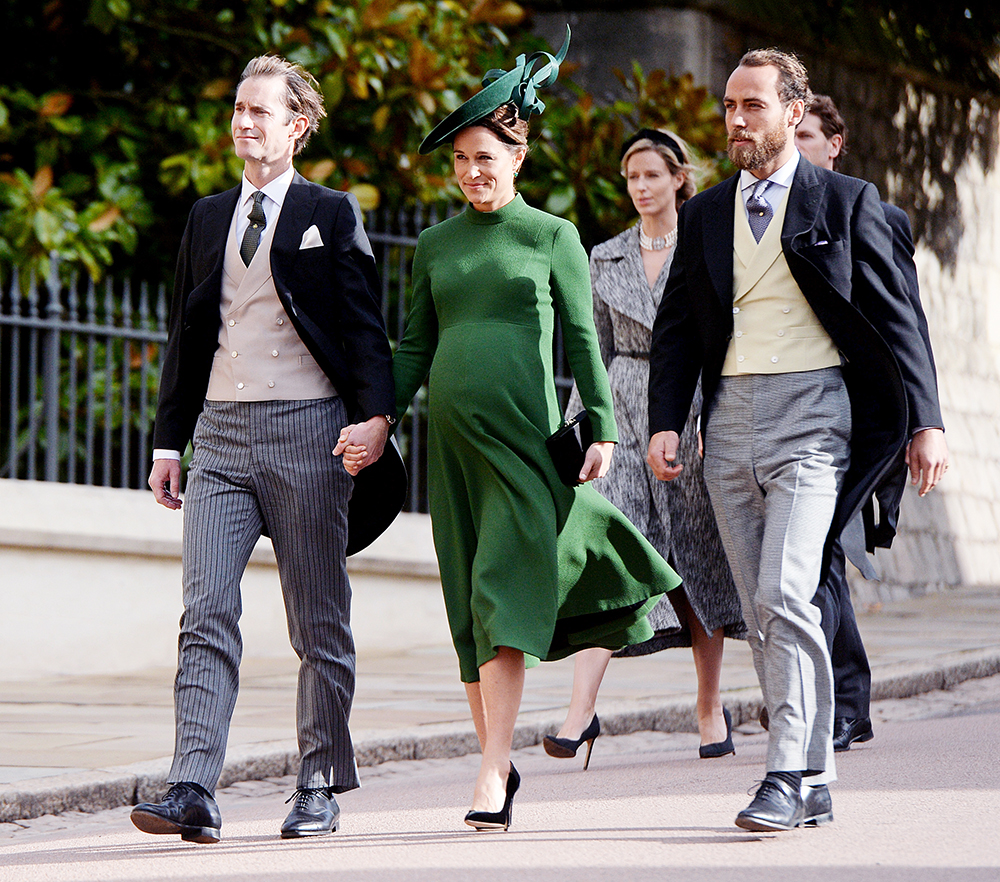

{"left": 299, "top": 225, "right": 324, "bottom": 249}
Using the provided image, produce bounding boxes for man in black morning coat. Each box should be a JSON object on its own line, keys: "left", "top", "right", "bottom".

{"left": 131, "top": 55, "right": 399, "bottom": 844}
{"left": 647, "top": 49, "right": 947, "bottom": 832}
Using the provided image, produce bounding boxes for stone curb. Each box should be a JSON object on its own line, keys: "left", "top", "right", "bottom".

{"left": 2, "top": 647, "right": 998, "bottom": 825}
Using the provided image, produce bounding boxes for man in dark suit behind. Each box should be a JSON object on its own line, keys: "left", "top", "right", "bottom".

{"left": 794, "top": 93, "right": 940, "bottom": 753}
{"left": 131, "top": 55, "right": 396, "bottom": 843}
{"left": 647, "top": 49, "right": 947, "bottom": 832}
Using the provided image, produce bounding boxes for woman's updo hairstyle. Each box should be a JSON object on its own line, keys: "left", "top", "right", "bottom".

{"left": 474, "top": 102, "right": 529, "bottom": 155}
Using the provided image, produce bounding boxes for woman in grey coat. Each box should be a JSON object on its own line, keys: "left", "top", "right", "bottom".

{"left": 544, "top": 129, "right": 745, "bottom": 766}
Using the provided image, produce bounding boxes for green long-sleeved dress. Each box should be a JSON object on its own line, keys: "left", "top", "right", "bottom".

{"left": 393, "top": 195, "right": 681, "bottom": 682}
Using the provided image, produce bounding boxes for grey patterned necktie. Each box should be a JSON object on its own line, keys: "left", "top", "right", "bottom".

{"left": 239, "top": 191, "right": 267, "bottom": 266}
{"left": 746, "top": 179, "right": 773, "bottom": 243}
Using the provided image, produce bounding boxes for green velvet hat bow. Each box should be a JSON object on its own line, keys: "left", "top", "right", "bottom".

{"left": 418, "top": 24, "right": 571, "bottom": 154}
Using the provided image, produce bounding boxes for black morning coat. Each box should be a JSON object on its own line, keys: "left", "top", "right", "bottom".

{"left": 649, "top": 158, "right": 943, "bottom": 570}
{"left": 153, "top": 171, "right": 395, "bottom": 453}
{"left": 152, "top": 172, "right": 402, "bottom": 554}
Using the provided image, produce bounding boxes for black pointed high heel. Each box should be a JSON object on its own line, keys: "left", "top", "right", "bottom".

{"left": 464, "top": 763, "right": 520, "bottom": 831}
{"left": 543, "top": 714, "right": 600, "bottom": 770}
{"left": 699, "top": 707, "right": 735, "bottom": 759}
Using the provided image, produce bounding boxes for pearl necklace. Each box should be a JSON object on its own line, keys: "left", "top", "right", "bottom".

{"left": 638, "top": 222, "right": 677, "bottom": 252}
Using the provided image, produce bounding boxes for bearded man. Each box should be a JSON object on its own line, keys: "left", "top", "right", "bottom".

{"left": 647, "top": 49, "right": 946, "bottom": 831}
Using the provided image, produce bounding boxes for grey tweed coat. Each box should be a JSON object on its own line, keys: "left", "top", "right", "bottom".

{"left": 568, "top": 225, "right": 745, "bottom": 651}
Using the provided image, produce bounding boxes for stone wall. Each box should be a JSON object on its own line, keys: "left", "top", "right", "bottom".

{"left": 533, "top": 8, "right": 1000, "bottom": 599}
{"left": 0, "top": 479, "right": 448, "bottom": 679}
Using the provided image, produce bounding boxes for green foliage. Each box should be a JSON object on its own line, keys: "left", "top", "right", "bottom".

{"left": 0, "top": 84, "right": 150, "bottom": 283}
{"left": 0, "top": 0, "right": 733, "bottom": 280}
{"left": 0, "top": 0, "right": 528, "bottom": 281}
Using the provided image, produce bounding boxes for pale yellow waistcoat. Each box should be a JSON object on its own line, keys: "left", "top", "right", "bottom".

{"left": 206, "top": 206, "right": 336, "bottom": 401}
{"left": 722, "top": 183, "right": 840, "bottom": 375}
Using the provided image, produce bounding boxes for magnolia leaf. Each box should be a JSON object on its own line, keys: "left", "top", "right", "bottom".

{"left": 32, "top": 165, "right": 54, "bottom": 199}
{"left": 349, "top": 183, "right": 380, "bottom": 211}
{"left": 39, "top": 92, "right": 73, "bottom": 117}
{"left": 303, "top": 158, "right": 337, "bottom": 181}
{"left": 201, "top": 78, "right": 232, "bottom": 101}
{"left": 87, "top": 205, "right": 121, "bottom": 233}
{"left": 373, "top": 105, "right": 391, "bottom": 132}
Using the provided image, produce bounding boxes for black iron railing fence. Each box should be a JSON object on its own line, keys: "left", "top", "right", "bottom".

{"left": 0, "top": 203, "right": 576, "bottom": 512}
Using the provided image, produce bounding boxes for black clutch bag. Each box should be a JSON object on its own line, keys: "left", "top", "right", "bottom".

{"left": 546, "top": 410, "right": 593, "bottom": 486}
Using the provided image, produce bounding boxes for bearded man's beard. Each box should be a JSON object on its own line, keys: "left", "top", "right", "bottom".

{"left": 728, "top": 124, "right": 787, "bottom": 170}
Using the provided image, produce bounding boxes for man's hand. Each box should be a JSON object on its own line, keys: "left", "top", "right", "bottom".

{"left": 333, "top": 416, "right": 391, "bottom": 476}
{"left": 149, "top": 459, "right": 182, "bottom": 510}
{"left": 579, "top": 442, "right": 615, "bottom": 483}
{"left": 906, "top": 427, "right": 949, "bottom": 496}
{"left": 647, "top": 431, "right": 684, "bottom": 481}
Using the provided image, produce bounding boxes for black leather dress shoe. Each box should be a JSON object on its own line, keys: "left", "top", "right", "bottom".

{"left": 131, "top": 782, "right": 222, "bottom": 843}
{"left": 802, "top": 784, "right": 834, "bottom": 826}
{"left": 735, "top": 775, "right": 805, "bottom": 832}
{"left": 833, "top": 717, "right": 873, "bottom": 752}
{"left": 281, "top": 788, "right": 340, "bottom": 838}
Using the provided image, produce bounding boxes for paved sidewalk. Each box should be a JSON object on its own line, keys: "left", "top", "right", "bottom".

{"left": 1, "top": 584, "right": 999, "bottom": 823}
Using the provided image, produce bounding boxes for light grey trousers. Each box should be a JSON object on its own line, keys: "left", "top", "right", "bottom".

{"left": 167, "top": 398, "right": 360, "bottom": 794}
{"left": 702, "top": 368, "right": 850, "bottom": 781}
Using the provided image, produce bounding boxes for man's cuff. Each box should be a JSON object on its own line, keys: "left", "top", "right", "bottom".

{"left": 911, "top": 426, "right": 944, "bottom": 436}
{"left": 153, "top": 449, "right": 182, "bottom": 461}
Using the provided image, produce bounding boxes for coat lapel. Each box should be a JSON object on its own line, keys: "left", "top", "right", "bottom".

{"left": 781, "top": 159, "right": 824, "bottom": 253}
{"left": 703, "top": 176, "right": 738, "bottom": 308}
{"left": 185, "top": 186, "right": 239, "bottom": 315}
{"left": 593, "top": 227, "right": 658, "bottom": 329}
{"left": 270, "top": 172, "right": 320, "bottom": 273}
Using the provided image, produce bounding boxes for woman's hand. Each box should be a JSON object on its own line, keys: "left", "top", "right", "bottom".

{"left": 578, "top": 441, "right": 615, "bottom": 483}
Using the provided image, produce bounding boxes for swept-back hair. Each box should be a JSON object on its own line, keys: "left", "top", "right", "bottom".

{"left": 739, "top": 48, "right": 813, "bottom": 109}
{"left": 239, "top": 55, "right": 327, "bottom": 154}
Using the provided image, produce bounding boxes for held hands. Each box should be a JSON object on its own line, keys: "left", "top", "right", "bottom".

{"left": 906, "top": 427, "right": 949, "bottom": 496}
{"left": 333, "top": 415, "right": 391, "bottom": 476}
{"left": 647, "top": 431, "right": 684, "bottom": 482}
{"left": 149, "top": 459, "right": 182, "bottom": 510}
{"left": 578, "top": 441, "right": 615, "bottom": 483}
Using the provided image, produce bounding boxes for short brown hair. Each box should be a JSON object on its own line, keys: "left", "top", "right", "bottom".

{"left": 239, "top": 55, "right": 327, "bottom": 154}
{"left": 739, "top": 48, "right": 813, "bottom": 109}
{"left": 807, "top": 94, "right": 849, "bottom": 168}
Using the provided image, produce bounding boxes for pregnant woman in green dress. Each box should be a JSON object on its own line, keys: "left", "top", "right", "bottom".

{"left": 340, "top": 33, "right": 680, "bottom": 831}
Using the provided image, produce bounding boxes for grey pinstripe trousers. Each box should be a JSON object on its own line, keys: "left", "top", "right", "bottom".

{"left": 702, "top": 368, "right": 850, "bottom": 782}
{"left": 167, "top": 398, "right": 360, "bottom": 794}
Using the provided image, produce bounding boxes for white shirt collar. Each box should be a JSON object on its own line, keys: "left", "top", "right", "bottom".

{"left": 239, "top": 164, "right": 295, "bottom": 211}
{"left": 739, "top": 150, "right": 800, "bottom": 195}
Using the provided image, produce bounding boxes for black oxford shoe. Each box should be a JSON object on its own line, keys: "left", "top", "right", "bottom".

{"left": 131, "top": 782, "right": 222, "bottom": 843}
{"left": 802, "top": 784, "right": 834, "bottom": 826}
{"left": 281, "top": 788, "right": 340, "bottom": 838}
{"left": 735, "top": 775, "right": 805, "bottom": 832}
{"left": 832, "top": 717, "right": 874, "bottom": 752}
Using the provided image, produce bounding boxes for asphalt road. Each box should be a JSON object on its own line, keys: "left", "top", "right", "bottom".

{"left": 2, "top": 675, "right": 998, "bottom": 882}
